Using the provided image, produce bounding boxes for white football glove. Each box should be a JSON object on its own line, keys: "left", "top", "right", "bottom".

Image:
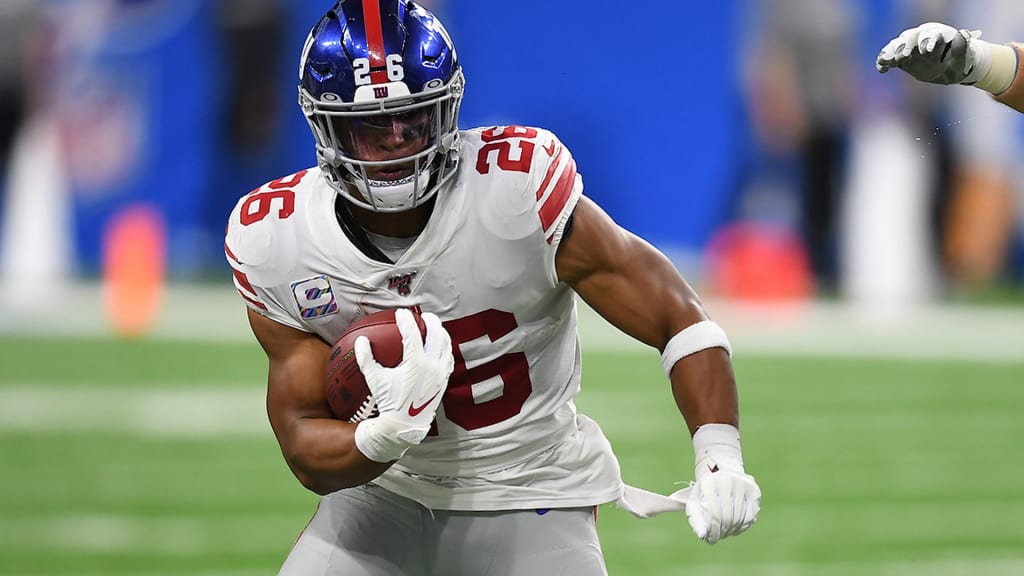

{"left": 876, "top": 22, "right": 988, "bottom": 85}
{"left": 876, "top": 22, "right": 1016, "bottom": 94}
{"left": 685, "top": 424, "right": 761, "bottom": 545}
{"left": 353, "top": 309, "right": 454, "bottom": 463}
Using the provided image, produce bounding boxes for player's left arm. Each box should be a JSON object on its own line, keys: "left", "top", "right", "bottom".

{"left": 556, "top": 196, "right": 735, "bottom": 432}
{"left": 556, "top": 197, "right": 760, "bottom": 544}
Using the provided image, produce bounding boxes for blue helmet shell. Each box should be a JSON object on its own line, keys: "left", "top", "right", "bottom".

{"left": 300, "top": 0, "right": 458, "bottom": 104}
{"left": 297, "top": 0, "right": 465, "bottom": 212}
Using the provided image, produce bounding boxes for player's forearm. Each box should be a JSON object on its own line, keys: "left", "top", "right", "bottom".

{"left": 992, "top": 43, "right": 1024, "bottom": 112}
{"left": 281, "top": 417, "right": 393, "bottom": 495}
{"left": 582, "top": 242, "right": 740, "bottom": 433}
{"left": 668, "top": 348, "right": 739, "bottom": 435}
{"left": 557, "top": 198, "right": 738, "bottom": 431}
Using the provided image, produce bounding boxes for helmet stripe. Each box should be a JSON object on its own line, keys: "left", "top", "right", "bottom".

{"left": 362, "top": 0, "right": 388, "bottom": 84}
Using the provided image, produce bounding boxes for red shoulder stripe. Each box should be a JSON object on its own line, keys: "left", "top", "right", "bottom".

{"left": 231, "top": 269, "right": 266, "bottom": 310}
{"left": 238, "top": 290, "right": 268, "bottom": 311}
{"left": 226, "top": 245, "right": 266, "bottom": 310}
{"left": 232, "top": 268, "right": 257, "bottom": 296}
{"left": 224, "top": 242, "right": 240, "bottom": 264}
{"left": 535, "top": 146, "right": 565, "bottom": 200}
{"left": 539, "top": 158, "right": 577, "bottom": 231}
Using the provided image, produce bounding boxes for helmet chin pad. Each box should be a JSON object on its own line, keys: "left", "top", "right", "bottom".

{"left": 342, "top": 158, "right": 434, "bottom": 212}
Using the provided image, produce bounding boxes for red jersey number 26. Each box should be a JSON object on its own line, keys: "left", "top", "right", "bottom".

{"left": 238, "top": 170, "right": 307, "bottom": 226}
{"left": 475, "top": 126, "right": 538, "bottom": 175}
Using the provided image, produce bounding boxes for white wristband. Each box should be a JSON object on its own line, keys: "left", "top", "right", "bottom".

{"left": 660, "top": 321, "right": 732, "bottom": 378}
{"left": 977, "top": 43, "right": 1018, "bottom": 94}
{"left": 693, "top": 423, "right": 744, "bottom": 474}
{"left": 354, "top": 417, "right": 414, "bottom": 463}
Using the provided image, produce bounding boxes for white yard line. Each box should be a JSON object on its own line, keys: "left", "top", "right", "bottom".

{"left": 1, "top": 283, "right": 1022, "bottom": 362}
{"left": 579, "top": 298, "right": 1024, "bottom": 363}
{"left": 0, "top": 385, "right": 269, "bottom": 437}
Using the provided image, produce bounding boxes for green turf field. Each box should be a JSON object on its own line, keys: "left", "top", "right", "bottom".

{"left": 1, "top": 336, "right": 1023, "bottom": 575}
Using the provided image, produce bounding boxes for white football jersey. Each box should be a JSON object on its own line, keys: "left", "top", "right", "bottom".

{"left": 225, "top": 126, "right": 624, "bottom": 511}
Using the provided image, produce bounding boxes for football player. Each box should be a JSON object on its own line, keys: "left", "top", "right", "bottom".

{"left": 877, "top": 21, "right": 1024, "bottom": 113}
{"left": 225, "top": 1, "right": 761, "bottom": 574}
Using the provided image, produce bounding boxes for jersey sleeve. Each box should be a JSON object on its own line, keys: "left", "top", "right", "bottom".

{"left": 223, "top": 183, "right": 308, "bottom": 332}
{"left": 471, "top": 126, "right": 584, "bottom": 285}
{"left": 519, "top": 127, "right": 583, "bottom": 286}
{"left": 527, "top": 128, "right": 583, "bottom": 250}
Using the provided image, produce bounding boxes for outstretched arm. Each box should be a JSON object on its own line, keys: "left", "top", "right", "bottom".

{"left": 877, "top": 22, "right": 1024, "bottom": 113}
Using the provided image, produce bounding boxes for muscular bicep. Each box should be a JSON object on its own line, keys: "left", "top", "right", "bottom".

{"left": 557, "top": 197, "right": 739, "bottom": 432}
{"left": 556, "top": 197, "right": 708, "bottom": 349}
{"left": 248, "top": 309, "right": 332, "bottom": 434}
{"left": 247, "top": 309, "right": 389, "bottom": 492}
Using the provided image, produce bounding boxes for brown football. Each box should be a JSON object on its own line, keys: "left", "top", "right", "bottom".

{"left": 324, "top": 309, "right": 427, "bottom": 422}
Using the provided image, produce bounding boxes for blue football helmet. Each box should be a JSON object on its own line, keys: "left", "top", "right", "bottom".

{"left": 299, "top": 0, "right": 464, "bottom": 212}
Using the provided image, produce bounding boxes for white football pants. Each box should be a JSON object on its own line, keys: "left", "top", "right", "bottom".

{"left": 278, "top": 483, "right": 607, "bottom": 576}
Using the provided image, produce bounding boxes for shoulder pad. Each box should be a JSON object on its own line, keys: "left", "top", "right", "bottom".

{"left": 224, "top": 169, "right": 314, "bottom": 288}
{"left": 469, "top": 126, "right": 581, "bottom": 243}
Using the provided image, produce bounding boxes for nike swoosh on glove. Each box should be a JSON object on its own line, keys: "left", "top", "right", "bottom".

{"left": 353, "top": 309, "right": 454, "bottom": 463}
{"left": 684, "top": 423, "right": 761, "bottom": 544}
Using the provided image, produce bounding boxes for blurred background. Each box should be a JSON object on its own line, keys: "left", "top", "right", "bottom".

{"left": 0, "top": 1, "right": 1022, "bottom": 575}
{"left": 2, "top": 0, "right": 1024, "bottom": 304}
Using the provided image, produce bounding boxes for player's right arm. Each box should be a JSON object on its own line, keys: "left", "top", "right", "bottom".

{"left": 227, "top": 170, "right": 451, "bottom": 494}
{"left": 876, "top": 22, "right": 1024, "bottom": 113}
{"left": 249, "top": 308, "right": 393, "bottom": 495}
{"left": 225, "top": 172, "right": 392, "bottom": 494}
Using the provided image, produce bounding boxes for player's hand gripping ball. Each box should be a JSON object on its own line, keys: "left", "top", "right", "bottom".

{"left": 324, "top": 309, "right": 427, "bottom": 422}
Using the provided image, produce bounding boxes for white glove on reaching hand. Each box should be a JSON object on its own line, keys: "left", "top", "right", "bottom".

{"left": 876, "top": 22, "right": 987, "bottom": 85}
{"left": 353, "top": 309, "right": 455, "bottom": 463}
{"left": 875, "top": 22, "right": 1015, "bottom": 94}
{"left": 685, "top": 424, "right": 761, "bottom": 545}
